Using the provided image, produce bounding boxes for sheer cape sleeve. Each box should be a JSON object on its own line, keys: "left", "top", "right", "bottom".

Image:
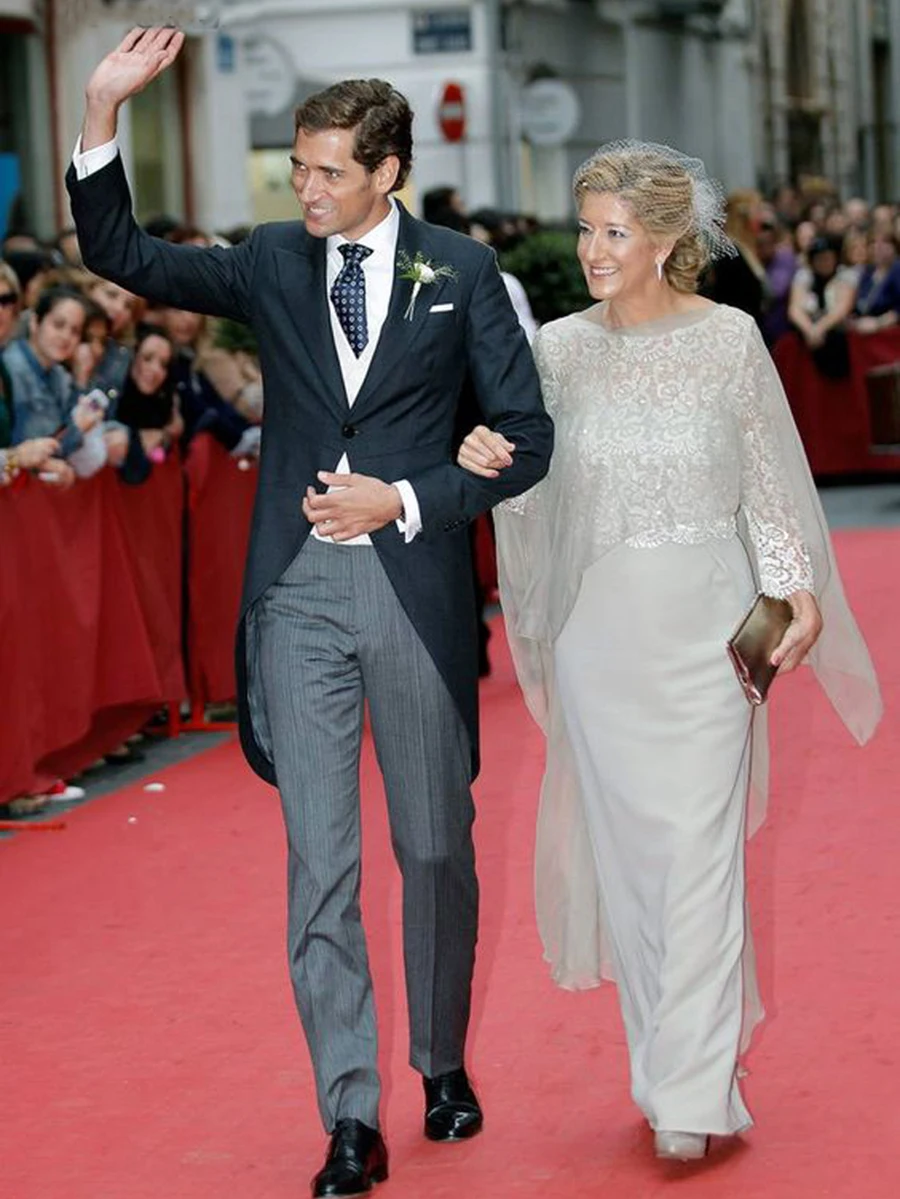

{"left": 734, "top": 320, "right": 882, "bottom": 751}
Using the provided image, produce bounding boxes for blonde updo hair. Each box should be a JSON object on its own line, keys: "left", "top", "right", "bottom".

{"left": 573, "top": 144, "right": 714, "bottom": 293}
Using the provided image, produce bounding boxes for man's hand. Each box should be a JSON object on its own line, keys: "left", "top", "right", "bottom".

{"left": 303, "top": 472, "right": 403, "bottom": 541}
{"left": 771, "top": 589, "right": 823, "bottom": 674}
{"left": 456, "top": 424, "right": 515, "bottom": 478}
{"left": 83, "top": 27, "right": 185, "bottom": 149}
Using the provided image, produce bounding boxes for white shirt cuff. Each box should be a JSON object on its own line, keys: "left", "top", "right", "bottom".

{"left": 392, "top": 479, "right": 422, "bottom": 543}
{"left": 73, "top": 135, "right": 119, "bottom": 180}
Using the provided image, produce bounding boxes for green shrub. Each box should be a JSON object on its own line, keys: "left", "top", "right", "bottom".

{"left": 212, "top": 316, "right": 258, "bottom": 355}
{"left": 500, "top": 229, "right": 588, "bottom": 324}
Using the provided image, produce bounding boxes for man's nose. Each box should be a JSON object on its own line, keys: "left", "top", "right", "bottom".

{"left": 299, "top": 174, "right": 321, "bottom": 203}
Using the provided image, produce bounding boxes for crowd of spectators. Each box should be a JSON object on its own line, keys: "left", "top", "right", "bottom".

{"left": 702, "top": 182, "right": 900, "bottom": 378}
{"left": 1, "top": 216, "right": 264, "bottom": 814}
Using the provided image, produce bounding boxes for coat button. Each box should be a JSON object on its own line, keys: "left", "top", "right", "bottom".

{"left": 341, "top": 422, "right": 357, "bottom": 438}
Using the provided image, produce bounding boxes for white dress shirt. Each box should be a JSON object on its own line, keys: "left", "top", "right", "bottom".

{"left": 72, "top": 138, "right": 422, "bottom": 545}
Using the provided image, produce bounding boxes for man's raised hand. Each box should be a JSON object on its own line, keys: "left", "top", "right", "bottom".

{"left": 83, "top": 27, "right": 185, "bottom": 149}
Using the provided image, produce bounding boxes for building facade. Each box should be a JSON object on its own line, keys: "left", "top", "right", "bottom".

{"left": 5, "top": 1, "right": 900, "bottom": 242}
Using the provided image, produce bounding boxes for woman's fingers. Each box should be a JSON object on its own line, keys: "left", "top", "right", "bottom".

{"left": 771, "top": 590, "right": 823, "bottom": 674}
{"left": 458, "top": 425, "right": 515, "bottom": 472}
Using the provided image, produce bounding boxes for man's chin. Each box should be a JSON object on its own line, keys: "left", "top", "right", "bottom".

{"left": 303, "top": 213, "right": 335, "bottom": 238}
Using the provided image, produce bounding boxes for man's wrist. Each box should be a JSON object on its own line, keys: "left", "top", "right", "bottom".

{"left": 82, "top": 100, "right": 119, "bottom": 152}
{"left": 389, "top": 483, "right": 405, "bottom": 522}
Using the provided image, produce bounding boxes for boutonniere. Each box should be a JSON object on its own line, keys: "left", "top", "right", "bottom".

{"left": 397, "top": 250, "right": 459, "bottom": 320}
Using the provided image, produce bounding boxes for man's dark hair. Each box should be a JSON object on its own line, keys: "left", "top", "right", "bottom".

{"left": 294, "top": 79, "right": 413, "bottom": 192}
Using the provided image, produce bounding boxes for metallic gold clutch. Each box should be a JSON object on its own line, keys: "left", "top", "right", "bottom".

{"left": 726, "top": 593, "right": 793, "bottom": 705}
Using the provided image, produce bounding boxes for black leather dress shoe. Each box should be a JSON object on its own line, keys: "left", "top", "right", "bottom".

{"left": 423, "top": 1068, "right": 483, "bottom": 1141}
{"left": 311, "top": 1118, "right": 388, "bottom": 1197}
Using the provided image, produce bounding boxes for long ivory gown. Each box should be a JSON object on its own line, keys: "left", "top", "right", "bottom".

{"left": 495, "top": 303, "right": 881, "bottom": 1135}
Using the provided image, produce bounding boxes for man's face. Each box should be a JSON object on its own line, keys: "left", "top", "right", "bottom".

{"left": 290, "top": 126, "right": 396, "bottom": 241}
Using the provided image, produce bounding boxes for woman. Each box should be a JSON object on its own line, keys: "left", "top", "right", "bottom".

{"left": 849, "top": 231, "right": 900, "bottom": 333}
{"left": 787, "top": 234, "right": 857, "bottom": 378}
{"left": 114, "top": 324, "right": 183, "bottom": 458}
{"left": 755, "top": 207, "right": 797, "bottom": 347}
{"left": 0, "top": 260, "right": 21, "bottom": 350}
{"left": 458, "top": 142, "right": 881, "bottom": 1161}
{"left": 702, "top": 188, "right": 769, "bottom": 329}
{"left": 2, "top": 287, "right": 103, "bottom": 465}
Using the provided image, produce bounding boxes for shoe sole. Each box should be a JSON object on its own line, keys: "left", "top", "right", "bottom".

{"left": 424, "top": 1118, "right": 484, "bottom": 1142}
{"left": 313, "top": 1165, "right": 388, "bottom": 1196}
{"left": 655, "top": 1138, "right": 709, "bottom": 1162}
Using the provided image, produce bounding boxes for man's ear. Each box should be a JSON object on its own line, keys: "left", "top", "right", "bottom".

{"left": 373, "top": 155, "right": 401, "bottom": 196}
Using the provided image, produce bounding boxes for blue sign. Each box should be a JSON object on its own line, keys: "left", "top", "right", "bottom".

{"left": 217, "top": 33, "right": 235, "bottom": 73}
{"left": 0, "top": 154, "right": 21, "bottom": 244}
{"left": 413, "top": 9, "right": 473, "bottom": 55}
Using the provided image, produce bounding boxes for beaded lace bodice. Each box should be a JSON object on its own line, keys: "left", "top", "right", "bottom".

{"left": 506, "top": 303, "right": 814, "bottom": 598}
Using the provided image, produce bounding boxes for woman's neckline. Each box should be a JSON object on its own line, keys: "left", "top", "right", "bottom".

{"left": 574, "top": 300, "right": 721, "bottom": 338}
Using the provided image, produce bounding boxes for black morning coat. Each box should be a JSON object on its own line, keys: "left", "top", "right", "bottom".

{"left": 66, "top": 155, "right": 554, "bottom": 785}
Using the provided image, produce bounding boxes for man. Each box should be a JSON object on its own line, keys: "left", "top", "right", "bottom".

{"left": 67, "top": 27, "right": 552, "bottom": 1197}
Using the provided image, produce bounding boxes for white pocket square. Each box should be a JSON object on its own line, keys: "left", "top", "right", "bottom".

{"left": 429, "top": 303, "right": 455, "bottom": 313}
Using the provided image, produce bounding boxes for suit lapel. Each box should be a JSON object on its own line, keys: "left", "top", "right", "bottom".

{"left": 273, "top": 237, "right": 348, "bottom": 412}
{"left": 352, "top": 205, "right": 452, "bottom": 416}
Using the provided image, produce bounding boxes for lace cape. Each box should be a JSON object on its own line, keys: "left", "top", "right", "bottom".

{"left": 495, "top": 303, "right": 882, "bottom": 996}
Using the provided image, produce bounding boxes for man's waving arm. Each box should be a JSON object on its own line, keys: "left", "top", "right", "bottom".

{"left": 67, "top": 27, "right": 253, "bottom": 323}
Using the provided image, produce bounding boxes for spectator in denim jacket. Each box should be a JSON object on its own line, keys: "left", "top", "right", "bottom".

{"left": 3, "top": 288, "right": 96, "bottom": 457}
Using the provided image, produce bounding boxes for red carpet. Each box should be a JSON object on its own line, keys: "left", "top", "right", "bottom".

{"left": 2, "top": 529, "right": 899, "bottom": 1198}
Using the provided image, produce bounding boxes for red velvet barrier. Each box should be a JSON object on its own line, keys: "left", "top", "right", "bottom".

{"left": 184, "top": 435, "right": 256, "bottom": 705}
{"left": 774, "top": 330, "right": 900, "bottom": 475}
{"left": 0, "top": 460, "right": 186, "bottom": 804}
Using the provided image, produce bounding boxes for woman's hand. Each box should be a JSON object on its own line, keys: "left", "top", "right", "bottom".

{"left": 164, "top": 411, "right": 185, "bottom": 442}
{"left": 456, "top": 425, "right": 515, "bottom": 479}
{"left": 15, "top": 437, "right": 60, "bottom": 471}
{"left": 850, "top": 315, "right": 880, "bottom": 335}
{"left": 771, "top": 589, "right": 823, "bottom": 674}
{"left": 72, "top": 399, "right": 103, "bottom": 433}
{"left": 804, "top": 324, "right": 826, "bottom": 349}
{"left": 36, "top": 458, "right": 76, "bottom": 489}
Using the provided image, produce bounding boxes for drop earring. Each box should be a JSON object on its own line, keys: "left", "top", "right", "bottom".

{"left": 656, "top": 259, "right": 664, "bottom": 283}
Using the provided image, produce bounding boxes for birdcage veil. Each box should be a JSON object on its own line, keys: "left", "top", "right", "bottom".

{"left": 573, "top": 139, "right": 737, "bottom": 262}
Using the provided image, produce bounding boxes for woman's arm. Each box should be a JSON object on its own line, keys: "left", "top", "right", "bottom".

{"left": 735, "top": 321, "right": 823, "bottom": 672}
{"left": 787, "top": 276, "right": 818, "bottom": 341}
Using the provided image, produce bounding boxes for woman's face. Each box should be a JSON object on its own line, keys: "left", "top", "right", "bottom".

{"left": 0, "top": 282, "right": 19, "bottom": 345}
{"left": 82, "top": 317, "right": 110, "bottom": 369}
{"left": 843, "top": 233, "right": 868, "bottom": 268}
{"left": 576, "top": 192, "right": 662, "bottom": 303}
{"left": 30, "top": 298, "right": 86, "bottom": 366}
{"left": 795, "top": 221, "right": 817, "bottom": 254}
{"left": 871, "top": 236, "right": 897, "bottom": 270}
{"left": 131, "top": 334, "right": 172, "bottom": 395}
{"left": 161, "top": 306, "right": 203, "bottom": 347}
{"left": 89, "top": 280, "right": 135, "bottom": 336}
{"left": 810, "top": 249, "right": 838, "bottom": 280}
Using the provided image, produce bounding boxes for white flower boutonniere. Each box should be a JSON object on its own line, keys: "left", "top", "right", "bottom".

{"left": 397, "top": 250, "right": 459, "bottom": 320}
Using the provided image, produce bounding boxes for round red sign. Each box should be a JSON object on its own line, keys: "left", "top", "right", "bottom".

{"left": 438, "top": 82, "right": 466, "bottom": 143}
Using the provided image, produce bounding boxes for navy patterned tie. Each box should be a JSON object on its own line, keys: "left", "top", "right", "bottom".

{"left": 331, "top": 242, "right": 373, "bottom": 357}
